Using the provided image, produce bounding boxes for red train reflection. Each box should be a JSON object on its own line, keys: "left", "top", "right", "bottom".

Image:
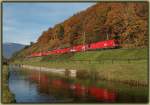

{"left": 88, "top": 86, "right": 116, "bottom": 102}
{"left": 38, "top": 74, "right": 49, "bottom": 93}
{"left": 70, "top": 83, "right": 88, "bottom": 97}
{"left": 29, "top": 72, "right": 49, "bottom": 93}
{"left": 28, "top": 72, "right": 117, "bottom": 102}
{"left": 51, "top": 79, "right": 69, "bottom": 89}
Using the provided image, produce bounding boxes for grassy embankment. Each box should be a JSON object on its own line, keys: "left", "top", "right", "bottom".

{"left": 14, "top": 48, "right": 148, "bottom": 84}
{"left": 2, "top": 65, "right": 16, "bottom": 103}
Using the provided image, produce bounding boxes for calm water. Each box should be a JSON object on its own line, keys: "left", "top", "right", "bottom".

{"left": 8, "top": 65, "right": 148, "bottom": 103}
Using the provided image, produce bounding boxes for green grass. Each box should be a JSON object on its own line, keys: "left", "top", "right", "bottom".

{"left": 13, "top": 48, "right": 148, "bottom": 83}
{"left": 40, "top": 48, "right": 147, "bottom": 61}
{"left": 2, "top": 65, "right": 16, "bottom": 103}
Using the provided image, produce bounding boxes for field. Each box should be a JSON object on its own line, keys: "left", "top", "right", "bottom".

{"left": 13, "top": 48, "right": 148, "bottom": 84}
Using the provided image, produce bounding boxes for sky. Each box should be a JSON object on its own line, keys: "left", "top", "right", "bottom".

{"left": 3, "top": 3, "right": 95, "bottom": 45}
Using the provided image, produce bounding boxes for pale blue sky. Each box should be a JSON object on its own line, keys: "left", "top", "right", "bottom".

{"left": 3, "top": 3, "right": 95, "bottom": 45}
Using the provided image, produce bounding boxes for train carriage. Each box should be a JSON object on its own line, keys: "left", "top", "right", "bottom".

{"left": 70, "top": 45, "right": 87, "bottom": 52}
{"left": 90, "top": 39, "right": 119, "bottom": 50}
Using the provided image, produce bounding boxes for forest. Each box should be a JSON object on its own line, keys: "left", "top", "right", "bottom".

{"left": 14, "top": 2, "right": 148, "bottom": 58}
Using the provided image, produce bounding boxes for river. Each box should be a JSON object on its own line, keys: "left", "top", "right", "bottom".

{"left": 8, "top": 65, "right": 148, "bottom": 103}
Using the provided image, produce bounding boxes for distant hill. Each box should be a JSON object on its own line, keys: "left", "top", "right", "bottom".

{"left": 3, "top": 43, "right": 25, "bottom": 59}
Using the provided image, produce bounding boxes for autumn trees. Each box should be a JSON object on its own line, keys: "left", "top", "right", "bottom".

{"left": 22, "top": 2, "right": 148, "bottom": 55}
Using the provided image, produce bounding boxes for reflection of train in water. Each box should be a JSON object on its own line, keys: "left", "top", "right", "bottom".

{"left": 49, "top": 79, "right": 117, "bottom": 102}
{"left": 29, "top": 39, "right": 119, "bottom": 57}
{"left": 28, "top": 72, "right": 117, "bottom": 102}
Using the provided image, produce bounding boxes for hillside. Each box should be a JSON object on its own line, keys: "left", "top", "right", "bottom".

{"left": 14, "top": 2, "right": 148, "bottom": 58}
{"left": 3, "top": 43, "right": 25, "bottom": 59}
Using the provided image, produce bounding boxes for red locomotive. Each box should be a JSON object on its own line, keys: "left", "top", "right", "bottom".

{"left": 28, "top": 39, "right": 119, "bottom": 57}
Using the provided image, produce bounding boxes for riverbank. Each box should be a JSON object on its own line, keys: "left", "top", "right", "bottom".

{"left": 2, "top": 65, "right": 16, "bottom": 103}
{"left": 13, "top": 48, "right": 148, "bottom": 86}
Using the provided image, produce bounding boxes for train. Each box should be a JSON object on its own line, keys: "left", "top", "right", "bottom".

{"left": 28, "top": 39, "right": 119, "bottom": 57}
